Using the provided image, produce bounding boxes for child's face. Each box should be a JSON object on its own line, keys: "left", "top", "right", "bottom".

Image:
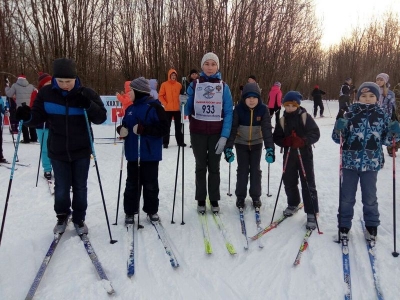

{"left": 190, "top": 73, "right": 198, "bottom": 80}
{"left": 358, "top": 92, "right": 377, "bottom": 104}
{"left": 375, "top": 77, "right": 385, "bottom": 88}
{"left": 129, "top": 88, "right": 135, "bottom": 102}
{"left": 245, "top": 97, "right": 258, "bottom": 108}
{"left": 284, "top": 104, "right": 298, "bottom": 113}
{"left": 248, "top": 78, "right": 256, "bottom": 83}
{"left": 55, "top": 78, "right": 76, "bottom": 91}
{"left": 170, "top": 73, "right": 177, "bottom": 81}
{"left": 202, "top": 60, "right": 218, "bottom": 76}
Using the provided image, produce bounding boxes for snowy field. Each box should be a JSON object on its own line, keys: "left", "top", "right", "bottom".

{"left": 0, "top": 100, "right": 399, "bottom": 300}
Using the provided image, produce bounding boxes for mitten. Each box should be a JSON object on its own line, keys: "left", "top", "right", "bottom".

{"left": 334, "top": 118, "right": 348, "bottom": 132}
{"left": 133, "top": 124, "right": 145, "bottom": 135}
{"left": 282, "top": 136, "right": 292, "bottom": 147}
{"left": 16, "top": 105, "right": 31, "bottom": 121}
{"left": 215, "top": 137, "right": 227, "bottom": 154}
{"left": 78, "top": 87, "right": 92, "bottom": 109}
{"left": 224, "top": 148, "right": 235, "bottom": 163}
{"left": 291, "top": 136, "right": 305, "bottom": 148}
{"left": 389, "top": 121, "right": 400, "bottom": 136}
{"left": 265, "top": 148, "right": 275, "bottom": 163}
{"left": 117, "top": 125, "right": 128, "bottom": 137}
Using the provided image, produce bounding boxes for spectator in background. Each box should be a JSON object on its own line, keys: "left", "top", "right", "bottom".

{"left": 116, "top": 80, "right": 133, "bottom": 111}
{"left": 0, "top": 96, "right": 9, "bottom": 163}
{"left": 149, "top": 79, "right": 159, "bottom": 100}
{"left": 339, "top": 77, "right": 355, "bottom": 110}
{"left": 311, "top": 85, "right": 326, "bottom": 118}
{"left": 30, "top": 72, "right": 53, "bottom": 179}
{"left": 267, "top": 81, "right": 283, "bottom": 125}
{"left": 159, "top": 69, "right": 185, "bottom": 148}
{"left": 5, "top": 74, "right": 37, "bottom": 143}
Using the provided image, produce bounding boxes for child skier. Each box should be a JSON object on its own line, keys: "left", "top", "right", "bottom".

{"left": 184, "top": 52, "right": 233, "bottom": 213}
{"left": 117, "top": 77, "right": 168, "bottom": 224}
{"left": 273, "top": 91, "right": 320, "bottom": 229}
{"left": 332, "top": 82, "right": 400, "bottom": 241}
{"left": 224, "top": 82, "right": 274, "bottom": 209}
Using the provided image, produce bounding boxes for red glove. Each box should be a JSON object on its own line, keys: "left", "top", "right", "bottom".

{"left": 283, "top": 136, "right": 292, "bottom": 147}
{"left": 291, "top": 136, "right": 305, "bottom": 148}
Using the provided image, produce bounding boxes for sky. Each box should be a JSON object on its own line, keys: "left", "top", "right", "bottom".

{"left": 315, "top": 0, "right": 400, "bottom": 48}
{"left": 1, "top": 100, "right": 400, "bottom": 300}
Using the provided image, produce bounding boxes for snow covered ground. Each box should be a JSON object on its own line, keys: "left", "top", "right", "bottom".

{"left": 0, "top": 100, "right": 399, "bottom": 300}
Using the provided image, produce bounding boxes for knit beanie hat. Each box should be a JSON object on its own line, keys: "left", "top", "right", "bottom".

{"left": 248, "top": 75, "right": 257, "bottom": 81}
{"left": 273, "top": 81, "right": 281, "bottom": 87}
{"left": 53, "top": 58, "right": 77, "bottom": 78}
{"left": 242, "top": 83, "right": 261, "bottom": 100}
{"left": 130, "top": 77, "right": 151, "bottom": 94}
{"left": 376, "top": 73, "right": 389, "bottom": 84}
{"left": 357, "top": 82, "right": 380, "bottom": 100}
{"left": 37, "top": 72, "right": 52, "bottom": 89}
{"left": 190, "top": 69, "right": 198, "bottom": 75}
{"left": 314, "top": 85, "right": 319, "bottom": 89}
{"left": 282, "top": 91, "right": 302, "bottom": 106}
{"left": 201, "top": 52, "right": 219, "bottom": 70}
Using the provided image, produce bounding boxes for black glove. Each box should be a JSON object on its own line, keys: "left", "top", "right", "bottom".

{"left": 78, "top": 87, "right": 92, "bottom": 109}
{"left": 16, "top": 105, "right": 31, "bottom": 121}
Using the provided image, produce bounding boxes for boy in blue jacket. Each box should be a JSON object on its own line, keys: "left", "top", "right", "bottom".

{"left": 332, "top": 82, "right": 400, "bottom": 242}
{"left": 117, "top": 77, "right": 168, "bottom": 224}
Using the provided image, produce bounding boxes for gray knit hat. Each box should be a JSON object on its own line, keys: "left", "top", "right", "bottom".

{"left": 130, "top": 77, "right": 151, "bottom": 94}
{"left": 356, "top": 82, "right": 380, "bottom": 101}
{"left": 201, "top": 52, "right": 219, "bottom": 70}
{"left": 242, "top": 83, "right": 261, "bottom": 100}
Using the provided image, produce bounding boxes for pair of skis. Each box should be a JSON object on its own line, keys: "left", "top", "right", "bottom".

{"left": 199, "top": 210, "right": 237, "bottom": 255}
{"left": 340, "top": 219, "right": 383, "bottom": 300}
{"left": 126, "top": 218, "right": 179, "bottom": 278}
{"left": 25, "top": 224, "right": 114, "bottom": 299}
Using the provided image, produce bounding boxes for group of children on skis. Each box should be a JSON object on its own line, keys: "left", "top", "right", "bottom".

{"left": 6, "top": 53, "right": 400, "bottom": 242}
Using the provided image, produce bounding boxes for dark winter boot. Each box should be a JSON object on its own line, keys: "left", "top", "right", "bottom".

{"left": 125, "top": 214, "right": 135, "bottom": 225}
{"left": 306, "top": 213, "right": 317, "bottom": 230}
{"left": 148, "top": 213, "right": 160, "bottom": 222}
{"left": 53, "top": 214, "right": 69, "bottom": 234}
{"left": 197, "top": 200, "right": 206, "bottom": 213}
{"left": 339, "top": 227, "right": 350, "bottom": 240}
{"left": 210, "top": 201, "right": 220, "bottom": 213}
{"left": 283, "top": 205, "right": 297, "bottom": 217}
{"left": 366, "top": 226, "right": 377, "bottom": 242}
{"left": 236, "top": 198, "right": 245, "bottom": 209}
{"left": 252, "top": 199, "right": 262, "bottom": 208}
{"left": 73, "top": 220, "right": 88, "bottom": 235}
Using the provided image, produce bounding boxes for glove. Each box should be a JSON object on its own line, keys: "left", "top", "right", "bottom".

{"left": 224, "top": 148, "right": 235, "bottom": 163}
{"left": 215, "top": 137, "right": 227, "bottom": 154}
{"left": 334, "top": 118, "right": 348, "bottom": 132}
{"left": 292, "top": 136, "right": 305, "bottom": 148}
{"left": 78, "top": 87, "right": 92, "bottom": 109}
{"left": 16, "top": 105, "right": 31, "bottom": 121}
{"left": 133, "top": 124, "right": 144, "bottom": 135}
{"left": 117, "top": 125, "right": 128, "bottom": 137}
{"left": 265, "top": 148, "right": 275, "bottom": 163}
{"left": 389, "top": 121, "right": 400, "bottom": 136}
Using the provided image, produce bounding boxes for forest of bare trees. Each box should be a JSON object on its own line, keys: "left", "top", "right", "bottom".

{"left": 0, "top": 0, "right": 399, "bottom": 103}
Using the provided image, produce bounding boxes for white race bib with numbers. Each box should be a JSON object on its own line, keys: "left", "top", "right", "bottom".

{"left": 193, "top": 81, "right": 223, "bottom": 121}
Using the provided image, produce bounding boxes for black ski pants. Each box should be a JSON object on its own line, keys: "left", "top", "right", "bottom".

{"left": 163, "top": 111, "right": 184, "bottom": 146}
{"left": 124, "top": 161, "right": 160, "bottom": 215}
{"left": 313, "top": 100, "right": 324, "bottom": 117}
{"left": 283, "top": 148, "right": 318, "bottom": 214}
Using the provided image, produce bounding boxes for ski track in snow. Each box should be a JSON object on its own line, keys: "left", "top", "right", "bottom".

{"left": 0, "top": 100, "right": 399, "bottom": 300}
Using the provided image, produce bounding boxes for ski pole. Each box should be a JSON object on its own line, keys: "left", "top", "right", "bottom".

{"left": 0, "top": 120, "right": 23, "bottom": 247}
{"left": 83, "top": 109, "right": 117, "bottom": 244}
{"left": 171, "top": 144, "right": 181, "bottom": 224}
{"left": 337, "top": 133, "right": 344, "bottom": 243}
{"left": 35, "top": 124, "right": 46, "bottom": 187}
{"left": 113, "top": 144, "right": 125, "bottom": 225}
{"left": 392, "top": 136, "right": 399, "bottom": 257}
{"left": 296, "top": 147, "right": 323, "bottom": 234}
{"left": 325, "top": 100, "right": 332, "bottom": 118}
{"left": 136, "top": 134, "right": 144, "bottom": 230}
{"left": 270, "top": 147, "right": 291, "bottom": 224}
{"left": 181, "top": 105, "right": 185, "bottom": 225}
{"left": 227, "top": 163, "right": 232, "bottom": 196}
{"left": 267, "top": 163, "right": 272, "bottom": 197}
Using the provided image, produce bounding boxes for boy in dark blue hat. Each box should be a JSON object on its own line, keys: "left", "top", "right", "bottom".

{"left": 273, "top": 91, "right": 320, "bottom": 229}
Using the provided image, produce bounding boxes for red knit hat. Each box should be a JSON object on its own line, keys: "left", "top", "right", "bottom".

{"left": 314, "top": 85, "right": 319, "bottom": 89}
{"left": 38, "top": 72, "right": 52, "bottom": 89}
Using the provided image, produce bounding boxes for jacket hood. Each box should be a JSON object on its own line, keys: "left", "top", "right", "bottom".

{"left": 124, "top": 81, "right": 131, "bottom": 93}
{"left": 16, "top": 78, "right": 30, "bottom": 87}
{"left": 148, "top": 79, "right": 158, "bottom": 90}
{"left": 168, "top": 69, "right": 178, "bottom": 83}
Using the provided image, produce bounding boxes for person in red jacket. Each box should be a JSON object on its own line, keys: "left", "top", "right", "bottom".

{"left": 268, "top": 81, "right": 283, "bottom": 126}
{"left": 159, "top": 69, "right": 185, "bottom": 148}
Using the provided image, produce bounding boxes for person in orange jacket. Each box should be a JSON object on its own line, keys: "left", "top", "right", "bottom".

{"left": 159, "top": 69, "right": 185, "bottom": 148}
{"left": 116, "top": 81, "right": 133, "bottom": 111}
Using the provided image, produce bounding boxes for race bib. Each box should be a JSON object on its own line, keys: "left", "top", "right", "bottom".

{"left": 193, "top": 81, "right": 223, "bottom": 121}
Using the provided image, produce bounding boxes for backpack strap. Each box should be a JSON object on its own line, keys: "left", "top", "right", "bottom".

{"left": 279, "top": 112, "right": 307, "bottom": 131}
